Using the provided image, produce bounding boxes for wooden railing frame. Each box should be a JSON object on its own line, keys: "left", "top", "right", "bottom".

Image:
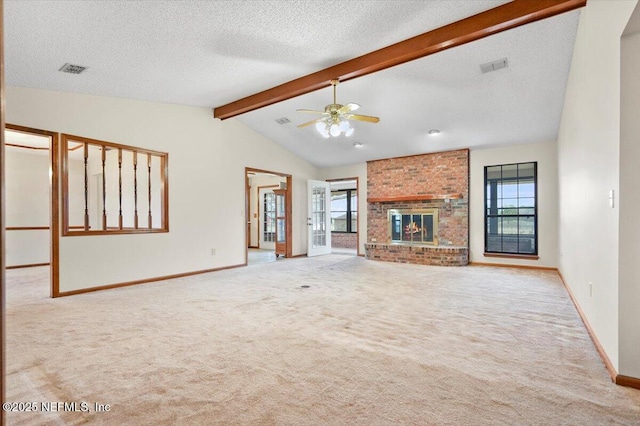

{"left": 7, "top": 226, "right": 85, "bottom": 230}
{"left": 61, "top": 133, "right": 169, "bottom": 236}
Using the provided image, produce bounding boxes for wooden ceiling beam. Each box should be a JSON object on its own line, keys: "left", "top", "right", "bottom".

{"left": 213, "top": 0, "right": 586, "bottom": 120}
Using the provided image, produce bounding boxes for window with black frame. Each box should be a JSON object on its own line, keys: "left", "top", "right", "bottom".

{"left": 330, "top": 189, "right": 357, "bottom": 233}
{"left": 484, "top": 162, "right": 537, "bottom": 255}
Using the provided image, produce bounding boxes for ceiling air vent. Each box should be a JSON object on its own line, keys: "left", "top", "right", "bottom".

{"left": 275, "top": 117, "right": 291, "bottom": 125}
{"left": 59, "top": 63, "right": 88, "bottom": 74}
{"left": 480, "top": 58, "right": 508, "bottom": 74}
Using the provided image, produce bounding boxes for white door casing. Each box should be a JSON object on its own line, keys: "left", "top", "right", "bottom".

{"left": 307, "top": 179, "right": 331, "bottom": 257}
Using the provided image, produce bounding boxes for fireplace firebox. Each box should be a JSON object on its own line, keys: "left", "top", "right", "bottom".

{"left": 388, "top": 208, "right": 438, "bottom": 245}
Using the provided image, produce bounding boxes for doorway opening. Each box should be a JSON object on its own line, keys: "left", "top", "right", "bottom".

{"left": 328, "top": 177, "right": 359, "bottom": 256}
{"left": 5, "top": 124, "right": 59, "bottom": 298}
{"left": 246, "top": 168, "right": 292, "bottom": 266}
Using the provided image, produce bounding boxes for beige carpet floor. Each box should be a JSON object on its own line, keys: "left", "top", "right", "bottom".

{"left": 5, "top": 256, "right": 640, "bottom": 425}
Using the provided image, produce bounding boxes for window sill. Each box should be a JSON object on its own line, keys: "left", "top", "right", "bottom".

{"left": 484, "top": 252, "right": 539, "bottom": 260}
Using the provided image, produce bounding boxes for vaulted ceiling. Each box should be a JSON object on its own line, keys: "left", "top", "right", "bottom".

{"left": 5, "top": 0, "right": 582, "bottom": 168}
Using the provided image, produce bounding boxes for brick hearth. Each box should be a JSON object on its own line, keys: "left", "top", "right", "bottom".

{"left": 365, "top": 149, "right": 469, "bottom": 266}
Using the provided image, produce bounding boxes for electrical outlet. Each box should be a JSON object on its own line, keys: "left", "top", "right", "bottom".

{"left": 589, "top": 282, "right": 593, "bottom": 297}
{"left": 211, "top": 248, "right": 216, "bottom": 256}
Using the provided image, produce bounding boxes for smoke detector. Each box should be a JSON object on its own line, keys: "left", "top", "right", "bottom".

{"left": 59, "top": 63, "right": 88, "bottom": 74}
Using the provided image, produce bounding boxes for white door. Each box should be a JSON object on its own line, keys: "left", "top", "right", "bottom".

{"left": 258, "top": 188, "right": 276, "bottom": 250}
{"left": 307, "top": 179, "right": 332, "bottom": 257}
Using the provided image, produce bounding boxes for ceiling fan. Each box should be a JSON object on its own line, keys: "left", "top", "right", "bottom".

{"left": 297, "top": 79, "right": 380, "bottom": 138}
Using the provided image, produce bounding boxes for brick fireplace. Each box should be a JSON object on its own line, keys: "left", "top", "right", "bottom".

{"left": 365, "top": 149, "right": 469, "bottom": 266}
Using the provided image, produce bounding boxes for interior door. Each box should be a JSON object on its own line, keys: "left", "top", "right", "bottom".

{"left": 258, "top": 188, "right": 276, "bottom": 250}
{"left": 307, "top": 179, "right": 332, "bottom": 257}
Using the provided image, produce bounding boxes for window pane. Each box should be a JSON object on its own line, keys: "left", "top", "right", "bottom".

{"left": 518, "top": 181, "right": 535, "bottom": 198}
{"left": 518, "top": 216, "right": 535, "bottom": 235}
{"left": 331, "top": 211, "right": 347, "bottom": 232}
{"left": 486, "top": 166, "right": 502, "bottom": 180}
{"left": 263, "top": 192, "right": 276, "bottom": 242}
{"left": 423, "top": 214, "right": 434, "bottom": 242}
{"left": 411, "top": 215, "right": 422, "bottom": 243}
{"left": 501, "top": 181, "right": 518, "bottom": 199}
{"left": 486, "top": 217, "right": 502, "bottom": 252}
{"left": 350, "top": 193, "right": 357, "bottom": 211}
{"left": 402, "top": 215, "right": 412, "bottom": 242}
{"left": 502, "top": 217, "right": 518, "bottom": 253}
{"left": 502, "top": 164, "right": 517, "bottom": 179}
{"left": 331, "top": 191, "right": 347, "bottom": 211}
{"left": 501, "top": 199, "right": 518, "bottom": 213}
{"left": 351, "top": 211, "right": 357, "bottom": 233}
{"left": 391, "top": 214, "right": 401, "bottom": 241}
{"left": 518, "top": 197, "right": 535, "bottom": 208}
{"left": 487, "top": 216, "right": 501, "bottom": 236}
{"left": 277, "top": 218, "right": 285, "bottom": 243}
{"left": 502, "top": 217, "right": 518, "bottom": 235}
{"left": 518, "top": 163, "right": 535, "bottom": 179}
{"left": 518, "top": 217, "right": 535, "bottom": 253}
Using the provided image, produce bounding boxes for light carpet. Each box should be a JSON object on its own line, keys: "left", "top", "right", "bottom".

{"left": 5, "top": 256, "right": 640, "bottom": 425}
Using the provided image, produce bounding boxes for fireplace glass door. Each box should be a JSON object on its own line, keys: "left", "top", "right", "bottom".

{"left": 389, "top": 209, "right": 438, "bottom": 245}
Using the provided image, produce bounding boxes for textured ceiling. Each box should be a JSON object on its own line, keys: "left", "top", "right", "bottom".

{"left": 4, "top": 0, "right": 581, "bottom": 168}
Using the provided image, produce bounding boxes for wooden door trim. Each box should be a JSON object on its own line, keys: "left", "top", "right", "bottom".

{"left": 1, "top": 1, "right": 6, "bottom": 419}
{"left": 245, "top": 168, "right": 293, "bottom": 263}
{"left": 5, "top": 124, "right": 60, "bottom": 298}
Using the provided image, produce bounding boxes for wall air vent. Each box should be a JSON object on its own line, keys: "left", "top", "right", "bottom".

{"left": 59, "top": 63, "right": 88, "bottom": 74}
{"left": 480, "top": 58, "right": 508, "bottom": 74}
{"left": 275, "top": 117, "right": 291, "bottom": 125}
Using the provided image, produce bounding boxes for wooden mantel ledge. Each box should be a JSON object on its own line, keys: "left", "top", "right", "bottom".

{"left": 367, "top": 194, "right": 463, "bottom": 203}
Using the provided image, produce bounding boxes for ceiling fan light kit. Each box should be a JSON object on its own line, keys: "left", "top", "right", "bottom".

{"left": 297, "top": 79, "right": 379, "bottom": 139}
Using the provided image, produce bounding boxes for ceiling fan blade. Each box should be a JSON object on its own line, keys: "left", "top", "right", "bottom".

{"left": 345, "top": 113, "right": 380, "bottom": 123}
{"left": 297, "top": 117, "right": 326, "bottom": 128}
{"left": 337, "top": 103, "right": 360, "bottom": 114}
{"left": 296, "top": 108, "right": 328, "bottom": 115}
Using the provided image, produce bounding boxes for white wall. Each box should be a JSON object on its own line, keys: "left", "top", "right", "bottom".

{"left": 469, "top": 141, "right": 558, "bottom": 268}
{"left": 619, "top": 7, "right": 640, "bottom": 378}
{"left": 5, "top": 149, "right": 50, "bottom": 266}
{"left": 318, "top": 163, "right": 367, "bottom": 255}
{"left": 7, "top": 86, "right": 318, "bottom": 292}
{"left": 557, "top": 0, "right": 637, "bottom": 373}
